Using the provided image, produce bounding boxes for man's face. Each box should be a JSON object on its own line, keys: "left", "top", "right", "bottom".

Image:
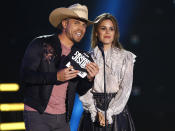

{"left": 64, "top": 18, "right": 87, "bottom": 43}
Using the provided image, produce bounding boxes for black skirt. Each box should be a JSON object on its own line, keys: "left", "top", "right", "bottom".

{"left": 78, "top": 106, "right": 135, "bottom": 131}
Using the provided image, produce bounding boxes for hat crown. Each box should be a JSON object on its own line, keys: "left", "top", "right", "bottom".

{"left": 49, "top": 3, "right": 92, "bottom": 28}
{"left": 68, "top": 3, "right": 88, "bottom": 20}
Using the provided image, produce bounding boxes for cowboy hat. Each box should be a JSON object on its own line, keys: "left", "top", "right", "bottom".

{"left": 49, "top": 3, "right": 93, "bottom": 28}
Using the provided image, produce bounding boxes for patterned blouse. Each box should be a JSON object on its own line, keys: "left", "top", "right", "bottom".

{"left": 79, "top": 46, "right": 136, "bottom": 124}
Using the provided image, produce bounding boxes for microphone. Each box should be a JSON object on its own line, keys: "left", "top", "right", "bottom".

{"left": 97, "top": 42, "right": 104, "bottom": 57}
{"left": 97, "top": 42, "right": 107, "bottom": 130}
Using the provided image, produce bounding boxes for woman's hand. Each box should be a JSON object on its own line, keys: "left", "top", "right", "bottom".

{"left": 98, "top": 111, "right": 108, "bottom": 127}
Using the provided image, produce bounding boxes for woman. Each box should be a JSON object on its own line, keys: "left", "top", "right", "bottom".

{"left": 78, "top": 13, "right": 136, "bottom": 131}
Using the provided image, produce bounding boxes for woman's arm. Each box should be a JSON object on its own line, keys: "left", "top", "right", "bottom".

{"left": 79, "top": 89, "right": 97, "bottom": 122}
{"left": 106, "top": 51, "right": 136, "bottom": 124}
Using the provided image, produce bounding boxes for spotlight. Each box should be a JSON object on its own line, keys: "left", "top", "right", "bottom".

{"left": 130, "top": 35, "right": 140, "bottom": 45}
{"left": 0, "top": 83, "right": 19, "bottom": 92}
{"left": 0, "top": 103, "right": 24, "bottom": 111}
{"left": 0, "top": 122, "right": 25, "bottom": 130}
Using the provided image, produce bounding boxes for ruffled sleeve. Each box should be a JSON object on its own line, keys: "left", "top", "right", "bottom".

{"left": 106, "top": 51, "right": 136, "bottom": 124}
{"left": 79, "top": 89, "right": 97, "bottom": 122}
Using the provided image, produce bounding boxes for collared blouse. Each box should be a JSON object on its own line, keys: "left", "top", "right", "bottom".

{"left": 79, "top": 46, "right": 136, "bottom": 122}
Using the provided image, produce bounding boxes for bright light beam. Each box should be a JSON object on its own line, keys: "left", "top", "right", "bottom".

{"left": 0, "top": 122, "right": 25, "bottom": 130}
{"left": 0, "top": 83, "right": 19, "bottom": 92}
{"left": 0, "top": 103, "right": 24, "bottom": 111}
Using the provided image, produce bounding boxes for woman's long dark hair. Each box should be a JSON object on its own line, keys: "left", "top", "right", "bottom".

{"left": 91, "top": 13, "right": 123, "bottom": 49}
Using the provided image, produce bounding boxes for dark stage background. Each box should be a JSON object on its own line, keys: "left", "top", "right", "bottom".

{"left": 0, "top": 0, "right": 175, "bottom": 131}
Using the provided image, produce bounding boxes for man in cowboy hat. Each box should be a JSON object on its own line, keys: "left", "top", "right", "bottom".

{"left": 20, "top": 3, "right": 99, "bottom": 131}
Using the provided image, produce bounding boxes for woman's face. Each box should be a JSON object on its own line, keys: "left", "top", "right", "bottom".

{"left": 96, "top": 19, "right": 115, "bottom": 46}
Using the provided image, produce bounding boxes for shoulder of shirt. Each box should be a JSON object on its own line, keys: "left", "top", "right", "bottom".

{"left": 113, "top": 47, "right": 135, "bottom": 56}
{"left": 35, "top": 34, "right": 55, "bottom": 41}
{"left": 112, "top": 47, "right": 136, "bottom": 61}
{"left": 29, "top": 34, "right": 57, "bottom": 46}
{"left": 36, "top": 34, "right": 55, "bottom": 39}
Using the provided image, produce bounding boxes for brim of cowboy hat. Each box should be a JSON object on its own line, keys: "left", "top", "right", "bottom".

{"left": 49, "top": 8, "right": 93, "bottom": 28}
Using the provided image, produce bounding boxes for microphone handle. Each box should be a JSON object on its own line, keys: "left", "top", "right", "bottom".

{"left": 100, "top": 48, "right": 107, "bottom": 130}
{"left": 103, "top": 53, "right": 107, "bottom": 131}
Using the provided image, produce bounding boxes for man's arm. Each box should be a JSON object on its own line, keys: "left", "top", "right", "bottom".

{"left": 20, "top": 38, "right": 58, "bottom": 85}
{"left": 76, "top": 77, "right": 93, "bottom": 96}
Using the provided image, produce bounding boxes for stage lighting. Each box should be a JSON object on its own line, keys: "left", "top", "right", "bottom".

{"left": 130, "top": 35, "right": 140, "bottom": 45}
{"left": 0, "top": 122, "right": 25, "bottom": 130}
{"left": 0, "top": 103, "right": 24, "bottom": 111}
{"left": 0, "top": 83, "right": 19, "bottom": 92}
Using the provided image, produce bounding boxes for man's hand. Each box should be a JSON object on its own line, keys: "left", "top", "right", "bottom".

{"left": 57, "top": 66, "right": 79, "bottom": 82}
{"left": 86, "top": 62, "right": 99, "bottom": 81}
